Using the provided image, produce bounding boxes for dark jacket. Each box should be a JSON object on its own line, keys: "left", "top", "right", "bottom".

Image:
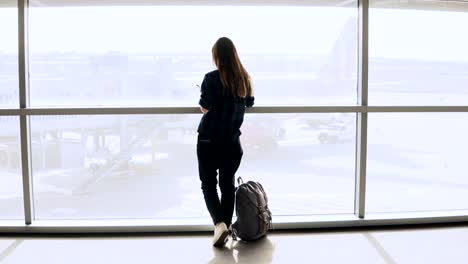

{"left": 197, "top": 70, "right": 254, "bottom": 143}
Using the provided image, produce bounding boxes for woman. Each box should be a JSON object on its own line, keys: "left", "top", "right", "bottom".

{"left": 197, "top": 37, "right": 254, "bottom": 247}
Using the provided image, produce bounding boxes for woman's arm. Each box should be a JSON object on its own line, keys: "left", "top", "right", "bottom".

{"left": 246, "top": 96, "right": 255, "bottom": 108}
{"left": 199, "top": 74, "right": 213, "bottom": 113}
{"left": 246, "top": 82, "right": 254, "bottom": 107}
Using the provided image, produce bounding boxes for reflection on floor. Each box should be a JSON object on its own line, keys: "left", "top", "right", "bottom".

{"left": 0, "top": 224, "right": 467, "bottom": 263}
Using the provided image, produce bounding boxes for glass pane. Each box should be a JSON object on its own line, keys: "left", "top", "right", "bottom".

{"left": 31, "top": 113, "right": 355, "bottom": 220}
{"left": 0, "top": 117, "right": 23, "bottom": 219}
{"left": 29, "top": 2, "right": 357, "bottom": 107}
{"left": 241, "top": 113, "right": 356, "bottom": 216}
{"left": 369, "top": 1, "right": 468, "bottom": 105}
{"left": 367, "top": 113, "right": 468, "bottom": 213}
{"left": 0, "top": 2, "right": 18, "bottom": 108}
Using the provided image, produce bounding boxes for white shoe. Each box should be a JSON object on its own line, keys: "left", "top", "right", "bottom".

{"left": 213, "top": 222, "right": 229, "bottom": 247}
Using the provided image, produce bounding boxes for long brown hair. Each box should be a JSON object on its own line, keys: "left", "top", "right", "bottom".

{"left": 212, "top": 37, "right": 253, "bottom": 97}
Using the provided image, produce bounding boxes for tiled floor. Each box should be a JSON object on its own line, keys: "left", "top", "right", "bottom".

{"left": 1, "top": 224, "right": 468, "bottom": 263}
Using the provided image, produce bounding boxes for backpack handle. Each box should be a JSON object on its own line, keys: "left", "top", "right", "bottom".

{"left": 237, "top": 176, "right": 244, "bottom": 185}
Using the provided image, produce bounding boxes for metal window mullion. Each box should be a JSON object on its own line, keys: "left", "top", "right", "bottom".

{"left": 18, "top": 0, "right": 34, "bottom": 225}
{"left": 2, "top": 106, "right": 468, "bottom": 116}
{"left": 19, "top": 106, "right": 365, "bottom": 115}
{"left": 355, "top": 0, "right": 369, "bottom": 219}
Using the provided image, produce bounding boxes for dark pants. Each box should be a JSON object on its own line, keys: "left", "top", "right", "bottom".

{"left": 197, "top": 136, "right": 243, "bottom": 227}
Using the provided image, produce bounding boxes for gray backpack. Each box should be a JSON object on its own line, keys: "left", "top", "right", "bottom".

{"left": 232, "top": 177, "right": 272, "bottom": 241}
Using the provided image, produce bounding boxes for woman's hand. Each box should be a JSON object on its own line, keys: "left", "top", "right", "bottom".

{"left": 200, "top": 106, "right": 209, "bottom": 114}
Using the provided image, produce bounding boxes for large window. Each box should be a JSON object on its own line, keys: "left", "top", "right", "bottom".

{"left": 367, "top": 113, "right": 468, "bottom": 213}
{"left": 31, "top": 113, "right": 355, "bottom": 219}
{"left": 365, "top": 1, "right": 468, "bottom": 215}
{"left": 369, "top": 1, "right": 468, "bottom": 106}
{"left": 29, "top": 3, "right": 357, "bottom": 107}
{"left": 2, "top": 0, "right": 468, "bottom": 230}
{"left": 0, "top": 1, "right": 22, "bottom": 220}
{"left": 0, "top": 117, "right": 23, "bottom": 219}
{"left": 0, "top": 1, "right": 18, "bottom": 108}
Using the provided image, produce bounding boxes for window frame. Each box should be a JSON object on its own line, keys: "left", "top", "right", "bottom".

{"left": 1, "top": 0, "right": 468, "bottom": 233}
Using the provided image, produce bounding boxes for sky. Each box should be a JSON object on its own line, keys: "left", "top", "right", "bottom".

{"left": 0, "top": 6, "right": 468, "bottom": 61}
